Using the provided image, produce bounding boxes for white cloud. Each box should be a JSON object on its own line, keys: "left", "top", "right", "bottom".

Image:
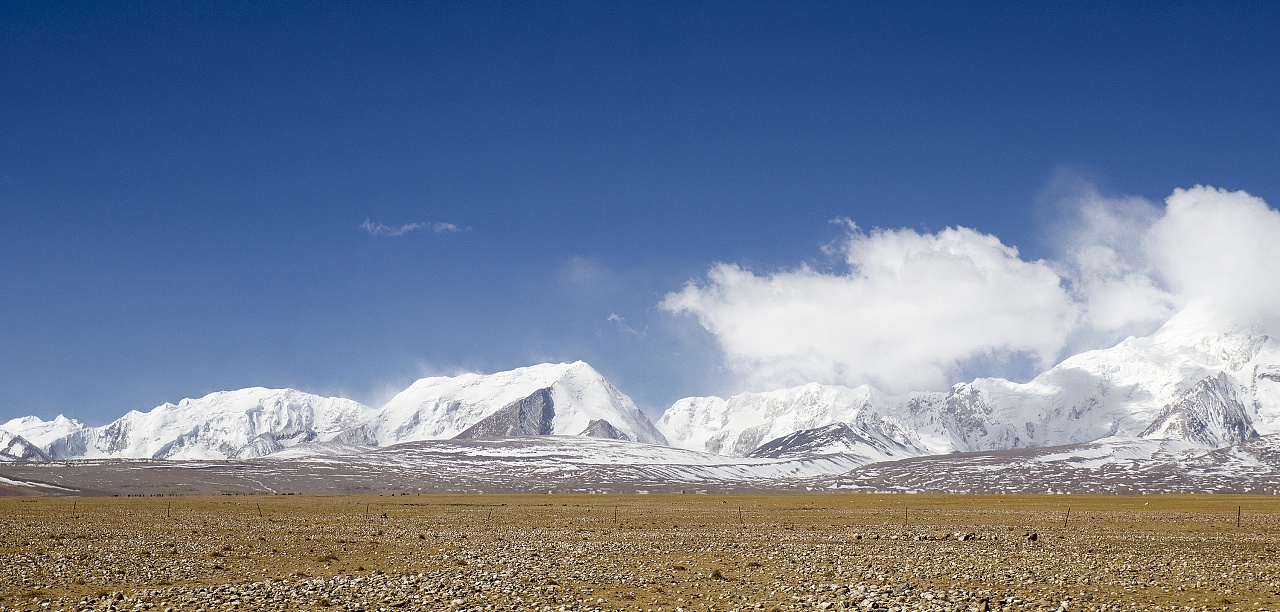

{"left": 1047, "top": 184, "right": 1175, "bottom": 332}
{"left": 361, "top": 219, "right": 463, "bottom": 237}
{"left": 1053, "top": 184, "right": 1280, "bottom": 331}
{"left": 1148, "top": 186, "right": 1280, "bottom": 328}
{"left": 662, "top": 225, "right": 1078, "bottom": 393}
{"left": 663, "top": 185, "right": 1280, "bottom": 393}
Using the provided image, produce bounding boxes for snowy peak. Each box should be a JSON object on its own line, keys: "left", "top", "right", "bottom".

{"left": 0, "top": 415, "right": 87, "bottom": 449}
{"left": 365, "top": 361, "right": 666, "bottom": 445}
{"left": 658, "top": 383, "right": 903, "bottom": 456}
{"left": 98, "top": 387, "right": 377, "bottom": 459}
{"left": 0, "top": 415, "right": 94, "bottom": 460}
{"left": 1149, "top": 301, "right": 1269, "bottom": 362}
{"left": 2, "top": 388, "right": 375, "bottom": 460}
{"left": 8, "top": 306, "right": 1278, "bottom": 468}
{"left": 0, "top": 361, "right": 666, "bottom": 461}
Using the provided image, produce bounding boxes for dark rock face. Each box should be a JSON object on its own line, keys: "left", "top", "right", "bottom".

{"left": 579, "top": 419, "right": 630, "bottom": 441}
{"left": 0, "top": 432, "right": 51, "bottom": 461}
{"left": 1140, "top": 372, "right": 1257, "bottom": 447}
{"left": 454, "top": 388, "right": 556, "bottom": 439}
{"left": 747, "top": 422, "right": 920, "bottom": 460}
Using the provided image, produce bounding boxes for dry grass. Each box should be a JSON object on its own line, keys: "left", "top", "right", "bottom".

{"left": 1, "top": 493, "right": 1278, "bottom": 610}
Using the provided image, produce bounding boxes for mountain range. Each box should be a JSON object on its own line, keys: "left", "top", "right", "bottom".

{"left": 659, "top": 304, "right": 1279, "bottom": 459}
{"left": 2, "top": 304, "right": 1278, "bottom": 495}
{"left": 0, "top": 362, "right": 661, "bottom": 461}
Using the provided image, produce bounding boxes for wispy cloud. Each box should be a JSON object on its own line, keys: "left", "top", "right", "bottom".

{"left": 361, "top": 219, "right": 464, "bottom": 237}
{"left": 360, "top": 220, "right": 425, "bottom": 236}
{"left": 608, "top": 313, "right": 645, "bottom": 338}
{"left": 559, "top": 256, "right": 624, "bottom": 294}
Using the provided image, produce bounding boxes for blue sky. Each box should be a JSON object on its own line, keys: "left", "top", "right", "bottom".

{"left": 3, "top": 2, "right": 1278, "bottom": 423}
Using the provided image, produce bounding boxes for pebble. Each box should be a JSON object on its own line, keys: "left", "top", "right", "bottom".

{"left": 1, "top": 496, "right": 1277, "bottom": 611}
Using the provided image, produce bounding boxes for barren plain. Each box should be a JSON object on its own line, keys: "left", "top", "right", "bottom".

{"left": 2, "top": 494, "right": 1278, "bottom": 612}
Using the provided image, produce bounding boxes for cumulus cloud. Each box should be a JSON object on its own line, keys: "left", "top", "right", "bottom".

{"left": 662, "top": 225, "right": 1078, "bottom": 393}
{"left": 361, "top": 219, "right": 462, "bottom": 236}
{"left": 1054, "top": 185, "right": 1280, "bottom": 331}
{"left": 1047, "top": 183, "right": 1175, "bottom": 333}
{"left": 662, "top": 185, "right": 1280, "bottom": 393}
{"left": 1149, "top": 186, "right": 1280, "bottom": 327}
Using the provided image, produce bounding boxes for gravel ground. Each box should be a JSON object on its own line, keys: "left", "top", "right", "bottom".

{"left": 1, "top": 494, "right": 1278, "bottom": 611}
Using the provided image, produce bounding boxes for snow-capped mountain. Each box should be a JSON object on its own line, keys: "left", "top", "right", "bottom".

{"left": 4, "top": 304, "right": 1277, "bottom": 469}
{"left": 0, "top": 414, "right": 87, "bottom": 459}
{"left": 355, "top": 361, "right": 666, "bottom": 445}
{"left": 0, "top": 361, "right": 666, "bottom": 460}
{"left": 1, "top": 388, "right": 375, "bottom": 460}
{"left": 659, "top": 304, "right": 1279, "bottom": 457}
{"left": 658, "top": 383, "right": 920, "bottom": 456}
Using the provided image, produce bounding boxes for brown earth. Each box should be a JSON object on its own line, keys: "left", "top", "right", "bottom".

{"left": 2, "top": 494, "right": 1278, "bottom": 611}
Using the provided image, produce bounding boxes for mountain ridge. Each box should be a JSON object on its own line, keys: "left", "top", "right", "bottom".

{"left": 3, "top": 306, "right": 1277, "bottom": 471}
{"left": 0, "top": 362, "right": 665, "bottom": 460}
{"left": 657, "top": 304, "right": 1279, "bottom": 458}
